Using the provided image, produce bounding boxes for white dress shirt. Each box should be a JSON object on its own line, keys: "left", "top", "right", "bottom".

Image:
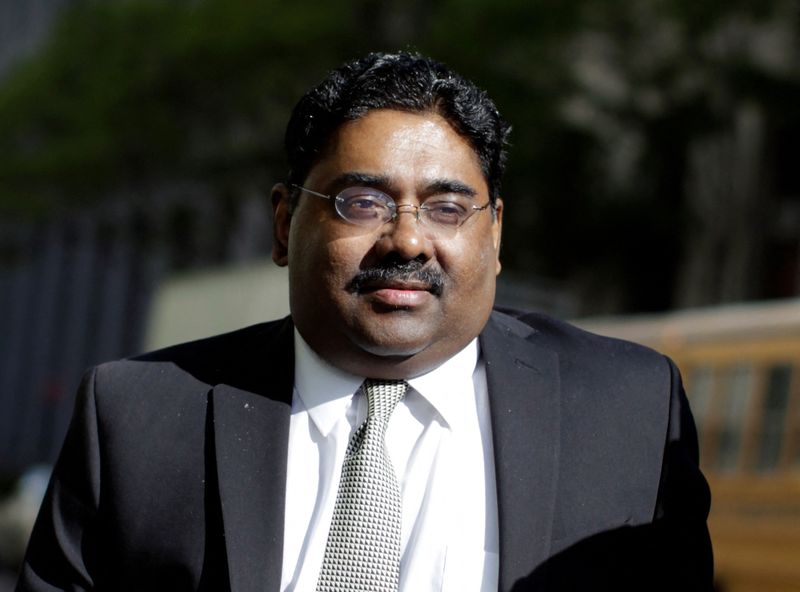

{"left": 280, "top": 330, "right": 499, "bottom": 591}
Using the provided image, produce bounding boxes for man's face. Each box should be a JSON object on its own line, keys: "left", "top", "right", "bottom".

{"left": 272, "top": 109, "right": 503, "bottom": 378}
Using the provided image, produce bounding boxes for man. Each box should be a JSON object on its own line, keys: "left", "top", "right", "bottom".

{"left": 18, "top": 52, "right": 712, "bottom": 591}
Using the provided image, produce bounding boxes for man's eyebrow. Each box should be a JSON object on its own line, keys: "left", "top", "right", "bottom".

{"left": 329, "top": 172, "right": 393, "bottom": 191}
{"left": 327, "top": 172, "right": 478, "bottom": 199}
{"left": 426, "top": 179, "right": 478, "bottom": 198}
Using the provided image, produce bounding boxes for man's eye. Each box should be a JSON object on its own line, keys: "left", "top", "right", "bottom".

{"left": 351, "top": 198, "right": 381, "bottom": 209}
{"left": 426, "top": 201, "right": 468, "bottom": 225}
{"left": 340, "top": 194, "right": 388, "bottom": 219}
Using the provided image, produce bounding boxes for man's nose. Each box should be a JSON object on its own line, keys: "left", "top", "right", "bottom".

{"left": 395, "top": 203, "right": 421, "bottom": 221}
{"left": 374, "top": 206, "right": 434, "bottom": 261}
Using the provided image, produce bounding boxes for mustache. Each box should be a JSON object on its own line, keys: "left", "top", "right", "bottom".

{"left": 347, "top": 258, "right": 445, "bottom": 296}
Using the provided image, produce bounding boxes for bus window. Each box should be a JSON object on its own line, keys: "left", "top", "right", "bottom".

{"left": 793, "top": 382, "right": 800, "bottom": 469}
{"left": 757, "top": 364, "right": 793, "bottom": 472}
{"left": 716, "top": 364, "right": 753, "bottom": 473}
{"left": 687, "top": 366, "right": 715, "bottom": 447}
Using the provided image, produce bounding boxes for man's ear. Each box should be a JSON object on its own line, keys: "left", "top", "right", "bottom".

{"left": 271, "top": 183, "right": 292, "bottom": 267}
{"left": 492, "top": 197, "right": 503, "bottom": 275}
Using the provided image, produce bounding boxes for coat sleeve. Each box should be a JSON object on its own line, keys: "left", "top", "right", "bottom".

{"left": 16, "top": 367, "right": 102, "bottom": 592}
{"left": 650, "top": 357, "right": 714, "bottom": 590}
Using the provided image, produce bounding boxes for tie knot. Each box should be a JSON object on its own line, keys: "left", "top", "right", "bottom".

{"left": 363, "top": 379, "right": 408, "bottom": 422}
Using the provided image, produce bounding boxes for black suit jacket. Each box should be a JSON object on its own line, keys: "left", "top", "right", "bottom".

{"left": 18, "top": 310, "right": 713, "bottom": 591}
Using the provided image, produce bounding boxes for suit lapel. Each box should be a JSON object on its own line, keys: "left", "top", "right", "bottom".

{"left": 206, "top": 312, "right": 561, "bottom": 591}
{"left": 480, "top": 312, "right": 561, "bottom": 591}
{"left": 210, "top": 318, "right": 295, "bottom": 592}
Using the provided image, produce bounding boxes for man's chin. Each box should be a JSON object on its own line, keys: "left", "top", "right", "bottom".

{"left": 350, "top": 310, "right": 436, "bottom": 358}
{"left": 351, "top": 335, "right": 429, "bottom": 359}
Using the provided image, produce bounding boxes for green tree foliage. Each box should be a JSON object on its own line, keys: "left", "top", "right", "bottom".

{"left": 0, "top": 0, "right": 361, "bottom": 213}
{"left": 1, "top": 0, "right": 798, "bottom": 311}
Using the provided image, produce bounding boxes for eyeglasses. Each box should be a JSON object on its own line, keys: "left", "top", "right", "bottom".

{"left": 291, "top": 184, "right": 493, "bottom": 239}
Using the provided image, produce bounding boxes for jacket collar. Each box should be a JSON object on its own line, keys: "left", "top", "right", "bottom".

{"left": 211, "top": 316, "right": 294, "bottom": 592}
{"left": 480, "top": 311, "right": 562, "bottom": 591}
{"left": 209, "top": 312, "right": 562, "bottom": 592}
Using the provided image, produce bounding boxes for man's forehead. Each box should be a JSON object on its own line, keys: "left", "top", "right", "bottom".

{"left": 308, "top": 109, "right": 488, "bottom": 193}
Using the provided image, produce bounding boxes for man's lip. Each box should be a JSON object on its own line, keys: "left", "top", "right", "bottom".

{"left": 357, "top": 280, "right": 433, "bottom": 293}
{"left": 366, "top": 287, "right": 433, "bottom": 308}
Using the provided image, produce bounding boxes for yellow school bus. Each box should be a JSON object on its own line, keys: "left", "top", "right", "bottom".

{"left": 580, "top": 299, "right": 800, "bottom": 592}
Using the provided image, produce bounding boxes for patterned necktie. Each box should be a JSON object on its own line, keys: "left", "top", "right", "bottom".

{"left": 316, "top": 379, "right": 408, "bottom": 592}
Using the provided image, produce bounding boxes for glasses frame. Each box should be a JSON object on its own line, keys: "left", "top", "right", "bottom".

{"left": 290, "top": 184, "right": 493, "bottom": 237}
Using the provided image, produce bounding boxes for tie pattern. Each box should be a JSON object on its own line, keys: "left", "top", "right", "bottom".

{"left": 316, "top": 379, "right": 408, "bottom": 592}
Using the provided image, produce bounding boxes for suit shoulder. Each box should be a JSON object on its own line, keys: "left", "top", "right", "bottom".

{"left": 491, "top": 308, "right": 670, "bottom": 376}
{"left": 92, "top": 316, "right": 293, "bottom": 393}
{"left": 131, "top": 316, "right": 291, "bottom": 363}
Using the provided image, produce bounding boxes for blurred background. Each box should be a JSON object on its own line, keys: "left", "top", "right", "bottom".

{"left": 1, "top": 0, "right": 799, "bottom": 589}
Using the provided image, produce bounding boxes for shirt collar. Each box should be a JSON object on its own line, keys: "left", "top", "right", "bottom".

{"left": 293, "top": 329, "right": 480, "bottom": 435}
{"left": 293, "top": 330, "right": 363, "bottom": 438}
{"left": 407, "top": 338, "right": 479, "bottom": 430}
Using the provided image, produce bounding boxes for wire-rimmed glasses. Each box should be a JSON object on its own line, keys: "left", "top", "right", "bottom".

{"left": 291, "top": 184, "right": 493, "bottom": 239}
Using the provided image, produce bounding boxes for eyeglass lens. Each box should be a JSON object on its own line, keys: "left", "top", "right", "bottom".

{"left": 334, "top": 187, "right": 485, "bottom": 238}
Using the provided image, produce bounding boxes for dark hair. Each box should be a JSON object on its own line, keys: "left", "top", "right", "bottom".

{"left": 284, "top": 52, "right": 511, "bottom": 204}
